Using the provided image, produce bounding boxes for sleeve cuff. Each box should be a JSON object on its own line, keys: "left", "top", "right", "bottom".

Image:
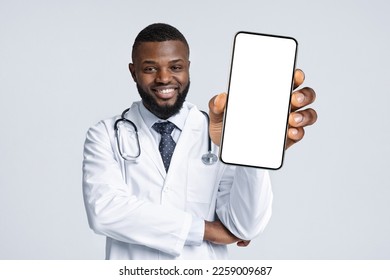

{"left": 184, "top": 216, "right": 204, "bottom": 246}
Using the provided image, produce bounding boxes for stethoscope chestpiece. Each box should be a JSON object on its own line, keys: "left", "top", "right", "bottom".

{"left": 199, "top": 110, "right": 218, "bottom": 165}
{"left": 201, "top": 151, "right": 218, "bottom": 165}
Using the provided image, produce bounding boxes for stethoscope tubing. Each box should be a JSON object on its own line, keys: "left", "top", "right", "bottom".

{"left": 115, "top": 107, "right": 217, "bottom": 164}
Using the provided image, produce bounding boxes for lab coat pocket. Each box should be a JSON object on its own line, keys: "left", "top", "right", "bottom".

{"left": 186, "top": 160, "right": 219, "bottom": 204}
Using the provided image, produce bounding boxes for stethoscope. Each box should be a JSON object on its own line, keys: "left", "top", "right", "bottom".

{"left": 114, "top": 108, "right": 218, "bottom": 165}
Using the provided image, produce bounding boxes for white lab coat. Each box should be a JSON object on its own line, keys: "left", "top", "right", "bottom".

{"left": 82, "top": 101, "right": 273, "bottom": 259}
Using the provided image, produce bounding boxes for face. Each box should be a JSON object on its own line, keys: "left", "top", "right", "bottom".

{"left": 129, "top": 40, "right": 190, "bottom": 119}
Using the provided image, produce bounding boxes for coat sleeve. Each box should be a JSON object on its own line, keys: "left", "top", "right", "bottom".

{"left": 82, "top": 120, "right": 195, "bottom": 257}
{"left": 215, "top": 165, "right": 273, "bottom": 240}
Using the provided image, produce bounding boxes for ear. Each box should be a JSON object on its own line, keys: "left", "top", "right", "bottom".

{"left": 128, "top": 63, "right": 137, "bottom": 82}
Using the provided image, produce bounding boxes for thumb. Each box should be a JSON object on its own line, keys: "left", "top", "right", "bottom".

{"left": 208, "top": 93, "right": 227, "bottom": 123}
{"left": 208, "top": 93, "right": 227, "bottom": 146}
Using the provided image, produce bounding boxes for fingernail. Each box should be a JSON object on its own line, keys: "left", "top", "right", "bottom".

{"left": 214, "top": 93, "right": 226, "bottom": 107}
{"left": 213, "top": 96, "right": 219, "bottom": 106}
{"left": 293, "top": 113, "right": 303, "bottom": 123}
{"left": 290, "top": 128, "right": 298, "bottom": 135}
{"left": 296, "top": 92, "right": 305, "bottom": 103}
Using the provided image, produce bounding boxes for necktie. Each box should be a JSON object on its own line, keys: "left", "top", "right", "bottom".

{"left": 152, "top": 121, "right": 176, "bottom": 171}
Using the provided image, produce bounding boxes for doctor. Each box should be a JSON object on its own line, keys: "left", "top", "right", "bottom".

{"left": 82, "top": 23, "right": 317, "bottom": 260}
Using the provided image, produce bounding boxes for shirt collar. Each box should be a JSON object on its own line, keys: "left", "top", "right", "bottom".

{"left": 138, "top": 102, "right": 189, "bottom": 132}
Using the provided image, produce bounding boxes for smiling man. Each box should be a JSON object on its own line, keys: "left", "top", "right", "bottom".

{"left": 129, "top": 39, "right": 190, "bottom": 119}
{"left": 82, "top": 23, "right": 317, "bottom": 260}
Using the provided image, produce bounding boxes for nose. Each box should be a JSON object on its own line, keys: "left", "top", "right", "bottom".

{"left": 155, "top": 68, "right": 172, "bottom": 84}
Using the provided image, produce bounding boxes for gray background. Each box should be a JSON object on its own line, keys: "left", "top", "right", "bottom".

{"left": 1, "top": 0, "right": 389, "bottom": 259}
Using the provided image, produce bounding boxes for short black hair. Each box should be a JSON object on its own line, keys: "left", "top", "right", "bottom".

{"left": 132, "top": 23, "right": 189, "bottom": 59}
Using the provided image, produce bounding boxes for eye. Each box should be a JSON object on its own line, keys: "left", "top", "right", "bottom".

{"left": 171, "top": 65, "right": 183, "bottom": 72}
{"left": 144, "top": 66, "right": 157, "bottom": 73}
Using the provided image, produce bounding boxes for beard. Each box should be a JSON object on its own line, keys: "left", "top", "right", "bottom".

{"left": 136, "top": 81, "right": 190, "bottom": 119}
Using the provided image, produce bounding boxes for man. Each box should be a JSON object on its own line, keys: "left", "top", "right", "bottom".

{"left": 82, "top": 23, "right": 317, "bottom": 260}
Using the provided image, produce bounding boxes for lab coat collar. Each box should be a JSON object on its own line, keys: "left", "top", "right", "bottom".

{"left": 125, "top": 102, "right": 166, "bottom": 178}
{"left": 124, "top": 101, "right": 202, "bottom": 179}
{"left": 138, "top": 101, "right": 189, "bottom": 132}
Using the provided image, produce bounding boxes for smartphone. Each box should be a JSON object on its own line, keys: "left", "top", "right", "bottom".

{"left": 220, "top": 32, "right": 298, "bottom": 170}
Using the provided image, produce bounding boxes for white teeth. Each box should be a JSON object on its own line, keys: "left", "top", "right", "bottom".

{"left": 158, "top": 88, "right": 174, "bottom": 94}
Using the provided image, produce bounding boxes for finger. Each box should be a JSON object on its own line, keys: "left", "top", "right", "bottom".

{"left": 291, "top": 87, "right": 316, "bottom": 111}
{"left": 293, "top": 69, "right": 305, "bottom": 89}
{"left": 288, "top": 108, "right": 318, "bottom": 128}
{"left": 285, "top": 127, "right": 305, "bottom": 149}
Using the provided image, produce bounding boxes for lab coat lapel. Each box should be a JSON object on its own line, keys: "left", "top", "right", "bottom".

{"left": 126, "top": 103, "right": 166, "bottom": 178}
{"left": 167, "top": 107, "right": 202, "bottom": 177}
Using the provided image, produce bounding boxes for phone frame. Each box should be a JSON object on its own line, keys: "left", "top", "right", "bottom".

{"left": 219, "top": 31, "right": 298, "bottom": 170}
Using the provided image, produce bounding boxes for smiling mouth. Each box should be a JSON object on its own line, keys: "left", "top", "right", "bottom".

{"left": 153, "top": 87, "right": 177, "bottom": 100}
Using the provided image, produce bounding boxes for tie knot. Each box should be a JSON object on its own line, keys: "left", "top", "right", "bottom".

{"left": 152, "top": 121, "right": 176, "bottom": 135}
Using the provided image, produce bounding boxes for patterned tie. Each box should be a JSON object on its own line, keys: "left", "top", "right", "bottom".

{"left": 152, "top": 121, "right": 176, "bottom": 171}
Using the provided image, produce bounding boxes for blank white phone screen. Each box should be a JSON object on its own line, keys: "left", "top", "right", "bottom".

{"left": 220, "top": 32, "right": 297, "bottom": 169}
